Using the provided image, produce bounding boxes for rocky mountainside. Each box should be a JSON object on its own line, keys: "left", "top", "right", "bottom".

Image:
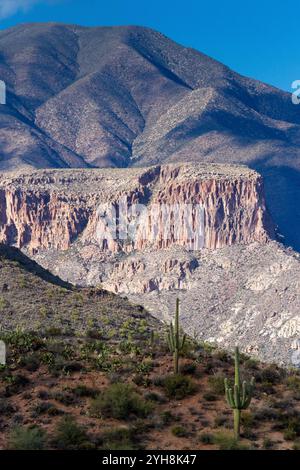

{"left": 0, "top": 164, "right": 299, "bottom": 365}
{"left": 0, "top": 23, "right": 300, "bottom": 249}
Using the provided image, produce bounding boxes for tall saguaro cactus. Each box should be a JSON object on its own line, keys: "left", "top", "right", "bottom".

{"left": 167, "top": 298, "right": 186, "bottom": 374}
{"left": 224, "top": 346, "right": 255, "bottom": 439}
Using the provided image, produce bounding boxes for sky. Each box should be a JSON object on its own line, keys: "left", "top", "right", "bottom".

{"left": 0, "top": 0, "right": 299, "bottom": 92}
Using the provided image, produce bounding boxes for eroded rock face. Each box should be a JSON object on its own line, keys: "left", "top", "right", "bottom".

{"left": 0, "top": 163, "right": 273, "bottom": 254}
{"left": 2, "top": 163, "right": 298, "bottom": 366}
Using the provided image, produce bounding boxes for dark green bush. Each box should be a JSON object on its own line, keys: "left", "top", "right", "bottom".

{"left": 213, "top": 431, "right": 250, "bottom": 450}
{"left": 102, "top": 427, "right": 138, "bottom": 450}
{"left": 180, "top": 362, "right": 197, "bottom": 375}
{"left": 163, "top": 374, "right": 197, "bottom": 400}
{"left": 52, "top": 416, "right": 92, "bottom": 450}
{"left": 199, "top": 432, "right": 214, "bottom": 444}
{"left": 90, "top": 383, "right": 152, "bottom": 420}
{"left": 8, "top": 426, "right": 46, "bottom": 450}
{"left": 208, "top": 374, "right": 225, "bottom": 395}
{"left": 171, "top": 425, "right": 188, "bottom": 437}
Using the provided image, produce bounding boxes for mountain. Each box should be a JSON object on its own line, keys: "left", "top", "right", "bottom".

{"left": 0, "top": 23, "right": 300, "bottom": 249}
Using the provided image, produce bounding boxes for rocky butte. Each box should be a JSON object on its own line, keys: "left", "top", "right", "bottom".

{"left": 1, "top": 162, "right": 300, "bottom": 365}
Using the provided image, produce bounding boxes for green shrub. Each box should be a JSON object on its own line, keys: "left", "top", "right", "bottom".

{"left": 52, "top": 416, "right": 92, "bottom": 450}
{"left": 90, "top": 383, "right": 152, "bottom": 420}
{"left": 171, "top": 425, "right": 188, "bottom": 437}
{"left": 283, "top": 427, "right": 297, "bottom": 441}
{"left": 286, "top": 375, "right": 300, "bottom": 392}
{"left": 160, "top": 410, "right": 175, "bottom": 425}
{"left": 262, "top": 437, "right": 274, "bottom": 449}
{"left": 208, "top": 374, "right": 225, "bottom": 395}
{"left": 213, "top": 431, "right": 250, "bottom": 450}
{"left": 180, "top": 362, "right": 197, "bottom": 375}
{"left": 244, "top": 358, "right": 259, "bottom": 370}
{"left": 257, "top": 365, "right": 282, "bottom": 385}
{"left": 199, "top": 432, "right": 214, "bottom": 444}
{"left": 292, "top": 440, "right": 300, "bottom": 450}
{"left": 102, "top": 427, "right": 138, "bottom": 450}
{"left": 8, "top": 426, "right": 46, "bottom": 450}
{"left": 163, "top": 374, "right": 197, "bottom": 400}
{"left": 20, "top": 353, "right": 40, "bottom": 372}
{"left": 203, "top": 392, "right": 217, "bottom": 402}
{"left": 72, "top": 385, "right": 98, "bottom": 398}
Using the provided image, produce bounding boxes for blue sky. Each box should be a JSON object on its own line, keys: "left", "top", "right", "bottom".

{"left": 0, "top": 0, "right": 298, "bottom": 92}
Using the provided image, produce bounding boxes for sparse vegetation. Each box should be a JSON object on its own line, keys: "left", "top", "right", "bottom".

{"left": 0, "top": 247, "right": 299, "bottom": 451}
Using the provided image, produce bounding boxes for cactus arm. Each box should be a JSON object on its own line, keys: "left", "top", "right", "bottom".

{"left": 234, "top": 346, "right": 240, "bottom": 387}
{"left": 241, "top": 380, "right": 247, "bottom": 408}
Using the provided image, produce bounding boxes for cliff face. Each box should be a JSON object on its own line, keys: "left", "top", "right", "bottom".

{"left": 0, "top": 163, "right": 273, "bottom": 255}
{"left": 1, "top": 164, "right": 300, "bottom": 366}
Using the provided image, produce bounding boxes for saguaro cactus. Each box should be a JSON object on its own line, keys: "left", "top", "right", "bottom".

{"left": 224, "top": 346, "right": 255, "bottom": 439}
{"left": 167, "top": 298, "right": 186, "bottom": 373}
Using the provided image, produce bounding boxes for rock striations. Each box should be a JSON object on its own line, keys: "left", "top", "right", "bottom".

{"left": 0, "top": 163, "right": 273, "bottom": 254}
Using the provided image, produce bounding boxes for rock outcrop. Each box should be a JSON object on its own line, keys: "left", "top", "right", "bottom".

{"left": 0, "top": 163, "right": 273, "bottom": 255}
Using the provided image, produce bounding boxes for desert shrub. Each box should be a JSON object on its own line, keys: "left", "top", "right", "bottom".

{"left": 241, "top": 411, "right": 255, "bottom": 429}
{"left": 32, "top": 401, "right": 62, "bottom": 418}
{"left": 253, "top": 407, "right": 279, "bottom": 422}
{"left": 86, "top": 329, "right": 103, "bottom": 340}
{"left": 213, "top": 349, "right": 232, "bottom": 364}
{"left": 262, "top": 437, "right": 274, "bottom": 449}
{"left": 171, "top": 425, "right": 188, "bottom": 437}
{"left": 72, "top": 385, "right": 98, "bottom": 398}
{"left": 0, "top": 331, "right": 44, "bottom": 355}
{"left": 8, "top": 426, "right": 46, "bottom": 450}
{"left": 162, "top": 374, "right": 197, "bottom": 400}
{"left": 135, "top": 359, "right": 153, "bottom": 374}
{"left": 286, "top": 375, "right": 300, "bottom": 395}
{"left": 20, "top": 353, "right": 40, "bottom": 372}
{"left": 0, "top": 399, "right": 16, "bottom": 416}
{"left": 4, "top": 373, "right": 29, "bottom": 396}
{"left": 283, "top": 427, "right": 297, "bottom": 441}
{"left": 52, "top": 416, "right": 92, "bottom": 450}
{"left": 208, "top": 374, "right": 225, "bottom": 395}
{"left": 199, "top": 432, "right": 214, "bottom": 444}
{"left": 44, "top": 327, "right": 62, "bottom": 337}
{"left": 214, "top": 414, "right": 230, "bottom": 428}
{"left": 102, "top": 427, "right": 138, "bottom": 450}
{"left": 53, "top": 391, "right": 78, "bottom": 406}
{"left": 180, "top": 362, "right": 197, "bottom": 375}
{"left": 37, "top": 389, "right": 49, "bottom": 400}
{"left": 160, "top": 410, "right": 175, "bottom": 425}
{"left": 203, "top": 392, "right": 217, "bottom": 402}
{"left": 259, "top": 381, "right": 275, "bottom": 394}
{"left": 144, "top": 391, "right": 166, "bottom": 403}
{"left": 244, "top": 358, "right": 259, "bottom": 370}
{"left": 90, "top": 383, "right": 152, "bottom": 420}
{"left": 292, "top": 440, "right": 300, "bottom": 450}
{"left": 213, "top": 431, "right": 250, "bottom": 450}
{"left": 256, "top": 365, "right": 283, "bottom": 385}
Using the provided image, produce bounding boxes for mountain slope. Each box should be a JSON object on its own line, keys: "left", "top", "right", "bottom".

{"left": 1, "top": 23, "right": 300, "bottom": 248}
